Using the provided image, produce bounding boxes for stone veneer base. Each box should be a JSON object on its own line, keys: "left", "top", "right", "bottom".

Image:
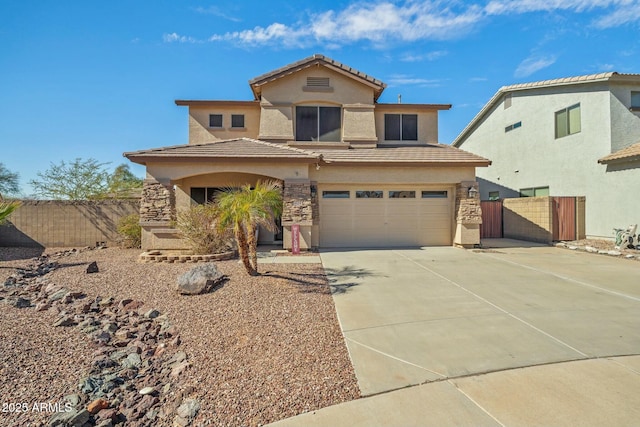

{"left": 138, "top": 250, "right": 237, "bottom": 263}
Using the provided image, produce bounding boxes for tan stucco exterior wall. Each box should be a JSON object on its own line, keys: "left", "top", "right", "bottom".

{"left": 188, "top": 104, "right": 261, "bottom": 144}
{"left": 374, "top": 106, "right": 439, "bottom": 145}
{"left": 257, "top": 66, "right": 377, "bottom": 143}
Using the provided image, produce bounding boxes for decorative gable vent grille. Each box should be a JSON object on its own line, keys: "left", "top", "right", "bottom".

{"left": 307, "top": 77, "right": 330, "bottom": 87}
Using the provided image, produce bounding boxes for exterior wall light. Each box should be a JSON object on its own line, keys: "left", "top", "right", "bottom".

{"left": 468, "top": 186, "right": 478, "bottom": 198}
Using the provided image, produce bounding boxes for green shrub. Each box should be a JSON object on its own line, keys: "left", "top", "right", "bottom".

{"left": 175, "top": 204, "right": 234, "bottom": 254}
{"left": 117, "top": 213, "right": 142, "bottom": 248}
{"left": 0, "top": 199, "right": 21, "bottom": 224}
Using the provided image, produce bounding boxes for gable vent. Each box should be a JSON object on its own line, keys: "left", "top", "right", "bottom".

{"left": 307, "top": 77, "right": 330, "bottom": 87}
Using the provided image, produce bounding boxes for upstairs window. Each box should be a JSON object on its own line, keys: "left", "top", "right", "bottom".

{"left": 384, "top": 114, "right": 418, "bottom": 141}
{"left": 209, "top": 114, "right": 223, "bottom": 128}
{"left": 231, "top": 114, "right": 245, "bottom": 128}
{"left": 295, "top": 106, "right": 341, "bottom": 142}
{"left": 505, "top": 121, "right": 522, "bottom": 132}
{"left": 631, "top": 91, "right": 640, "bottom": 111}
{"left": 555, "top": 104, "right": 581, "bottom": 139}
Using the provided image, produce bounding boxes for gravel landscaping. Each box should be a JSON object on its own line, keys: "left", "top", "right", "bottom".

{"left": 0, "top": 247, "right": 359, "bottom": 426}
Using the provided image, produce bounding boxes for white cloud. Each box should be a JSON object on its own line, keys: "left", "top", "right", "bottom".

{"left": 593, "top": 2, "right": 640, "bottom": 27}
{"left": 164, "top": 0, "right": 640, "bottom": 47}
{"left": 163, "top": 32, "right": 200, "bottom": 43}
{"left": 485, "top": 0, "right": 630, "bottom": 15}
{"left": 400, "top": 50, "right": 448, "bottom": 62}
{"left": 387, "top": 74, "right": 443, "bottom": 86}
{"left": 192, "top": 6, "right": 242, "bottom": 22}
{"left": 202, "top": 2, "right": 484, "bottom": 47}
{"left": 514, "top": 55, "right": 557, "bottom": 77}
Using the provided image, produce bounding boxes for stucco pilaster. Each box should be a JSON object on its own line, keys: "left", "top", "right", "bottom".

{"left": 140, "top": 178, "right": 176, "bottom": 225}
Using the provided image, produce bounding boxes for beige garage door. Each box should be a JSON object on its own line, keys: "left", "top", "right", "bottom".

{"left": 319, "top": 186, "right": 452, "bottom": 248}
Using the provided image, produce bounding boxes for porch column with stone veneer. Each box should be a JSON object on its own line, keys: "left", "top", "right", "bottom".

{"left": 454, "top": 181, "right": 482, "bottom": 247}
{"left": 281, "top": 179, "right": 314, "bottom": 250}
{"left": 139, "top": 178, "right": 184, "bottom": 250}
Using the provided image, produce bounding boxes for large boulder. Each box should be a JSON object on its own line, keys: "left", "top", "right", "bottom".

{"left": 176, "top": 264, "right": 224, "bottom": 295}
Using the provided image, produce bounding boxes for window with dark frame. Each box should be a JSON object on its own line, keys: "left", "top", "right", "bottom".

{"left": 505, "top": 121, "right": 522, "bottom": 132}
{"left": 231, "top": 114, "right": 245, "bottom": 128}
{"left": 421, "top": 190, "right": 447, "bottom": 198}
{"left": 190, "top": 187, "right": 225, "bottom": 204}
{"left": 356, "top": 190, "right": 383, "bottom": 198}
{"left": 322, "top": 190, "right": 350, "bottom": 199}
{"left": 296, "top": 106, "right": 341, "bottom": 142}
{"left": 389, "top": 191, "right": 416, "bottom": 198}
{"left": 555, "top": 104, "right": 581, "bottom": 138}
{"left": 384, "top": 114, "right": 418, "bottom": 141}
{"left": 209, "top": 114, "right": 223, "bottom": 128}
{"left": 631, "top": 91, "right": 640, "bottom": 111}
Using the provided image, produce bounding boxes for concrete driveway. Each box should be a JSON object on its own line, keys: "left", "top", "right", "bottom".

{"left": 271, "top": 240, "right": 640, "bottom": 426}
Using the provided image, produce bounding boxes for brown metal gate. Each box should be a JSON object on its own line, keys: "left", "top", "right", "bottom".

{"left": 552, "top": 197, "right": 576, "bottom": 241}
{"left": 480, "top": 200, "right": 503, "bottom": 238}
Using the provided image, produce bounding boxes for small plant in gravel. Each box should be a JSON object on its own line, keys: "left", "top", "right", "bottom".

{"left": 116, "top": 213, "right": 142, "bottom": 248}
{"left": 175, "top": 203, "right": 234, "bottom": 254}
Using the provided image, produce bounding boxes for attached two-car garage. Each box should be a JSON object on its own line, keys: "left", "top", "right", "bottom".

{"left": 318, "top": 185, "right": 453, "bottom": 248}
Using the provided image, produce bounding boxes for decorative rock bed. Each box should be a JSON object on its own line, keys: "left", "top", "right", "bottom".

{"left": 138, "top": 250, "right": 236, "bottom": 263}
{"left": 1, "top": 249, "right": 200, "bottom": 427}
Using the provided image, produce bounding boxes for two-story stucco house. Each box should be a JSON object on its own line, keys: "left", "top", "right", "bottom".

{"left": 452, "top": 72, "right": 640, "bottom": 239}
{"left": 125, "top": 54, "right": 490, "bottom": 250}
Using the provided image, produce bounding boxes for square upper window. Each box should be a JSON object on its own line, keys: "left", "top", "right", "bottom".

{"left": 384, "top": 114, "right": 418, "bottom": 141}
{"left": 295, "top": 106, "right": 341, "bottom": 142}
{"left": 209, "top": 114, "right": 223, "bottom": 128}
{"left": 231, "top": 114, "right": 245, "bottom": 128}
{"left": 555, "top": 104, "right": 581, "bottom": 139}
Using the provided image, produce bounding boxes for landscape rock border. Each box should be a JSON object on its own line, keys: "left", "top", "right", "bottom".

{"left": 555, "top": 241, "right": 640, "bottom": 261}
{"left": 138, "top": 250, "right": 236, "bottom": 264}
{"left": 1, "top": 248, "right": 200, "bottom": 427}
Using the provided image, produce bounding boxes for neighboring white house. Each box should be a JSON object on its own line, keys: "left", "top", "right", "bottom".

{"left": 452, "top": 72, "right": 640, "bottom": 239}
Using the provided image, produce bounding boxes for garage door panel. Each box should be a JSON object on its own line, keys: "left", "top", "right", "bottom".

{"left": 319, "top": 186, "right": 452, "bottom": 247}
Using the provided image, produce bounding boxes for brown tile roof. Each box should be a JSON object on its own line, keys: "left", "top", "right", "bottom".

{"left": 249, "top": 54, "right": 387, "bottom": 101}
{"left": 318, "top": 144, "right": 491, "bottom": 166}
{"left": 598, "top": 142, "right": 640, "bottom": 164}
{"left": 124, "top": 138, "right": 320, "bottom": 164}
{"left": 124, "top": 139, "right": 491, "bottom": 167}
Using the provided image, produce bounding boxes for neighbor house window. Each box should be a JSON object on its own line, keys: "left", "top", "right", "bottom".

{"left": 520, "top": 186, "right": 549, "bottom": 197}
{"left": 631, "top": 91, "right": 640, "bottom": 111}
{"left": 322, "top": 190, "right": 350, "bottom": 198}
{"left": 555, "top": 104, "right": 581, "bottom": 138}
{"left": 231, "top": 114, "right": 245, "bottom": 128}
{"left": 505, "top": 121, "right": 522, "bottom": 132}
{"left": 191, "top": 187, "right": 225, "bottom": 204}
{"left": 356, "top": 190, "right": 383, "bottom": 198}
{"left": 209, "top": 114, "right": 223, "bottom": 128}
{"left": 384, "top": 114, "right": 418, "bottom": 141}
{"left": 296, "top": 106, "right": 341, "bottom": 142}
{"left": 421, "top": 191, "right": 447, "bottom": 198}
{"left": 389, "top": 191, "right": 416, "bottom": 198}
{"left": 488, "top": 191, "right": 500, "bottom": 201}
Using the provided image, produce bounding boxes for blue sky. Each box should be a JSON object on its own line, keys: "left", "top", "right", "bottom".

{"left": 2, "top": 0, "right": 639, "bottom": 196}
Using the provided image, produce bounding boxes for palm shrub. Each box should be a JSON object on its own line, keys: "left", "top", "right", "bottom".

{"left": 216, "top": 180, "right": 283, "bottom": 276}
{"left": 175, "top": 203, "right": 233, "bottom": 254}
{"left": 0, "top": 199, "right": 21, "bottom": 225}
{"left": 117, "top": 213, "right": 142, "bottom": 248}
